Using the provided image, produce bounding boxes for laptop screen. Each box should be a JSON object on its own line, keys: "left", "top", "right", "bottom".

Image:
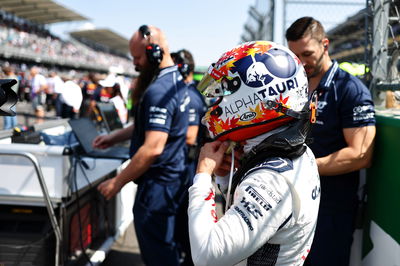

{"left": 68, "top": 118, "right": 99, "bottom": 153}
{"left": 96, "top": 102, "right": 123, "bottom": 132}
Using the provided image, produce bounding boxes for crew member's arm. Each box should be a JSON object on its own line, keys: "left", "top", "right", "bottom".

{"left": 186, "top": 125, "right": 199, "bottom": 145}
{"left": 316, "top": 125, "right": 376, "bottom": 176}
{"left": 97, "top": 130, "right": 168, "bottom": 200}
{"left": 93, "top": 124, "right": 134, "bottom": 149}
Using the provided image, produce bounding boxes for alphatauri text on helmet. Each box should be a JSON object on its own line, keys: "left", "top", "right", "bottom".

{"left": 224, "top": 77, "right": 299, "bottom": 117}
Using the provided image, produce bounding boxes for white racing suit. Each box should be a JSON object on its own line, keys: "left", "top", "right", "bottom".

{"left": 188, "top": 146, "right": 320, "bottom": 266}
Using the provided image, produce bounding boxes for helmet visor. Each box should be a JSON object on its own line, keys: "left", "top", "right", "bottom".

{"left": 198, "top": 74, "right": 225, "bottom": 97}
{"left": 198, "top": 65, "right": 241, "bottom": 97}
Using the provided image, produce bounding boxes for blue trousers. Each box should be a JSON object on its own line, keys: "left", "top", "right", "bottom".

{"left": 133, "top": 177, "right": 191, "bottom": 266}
{"left": 3, "top": 115, "right": 17, "bottom": 130}
{"left": 305, "top": 210, "right": 356, "bottom": 266}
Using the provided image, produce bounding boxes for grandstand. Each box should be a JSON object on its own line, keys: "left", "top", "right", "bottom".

{"left": 328, "top": 0, "right": 400, "bottom": 66}
{"left": 0, "top": 0, "right": 136, "bottom": 76}
{"left": 328, "top": 8, "right": 367, "bottom": 63}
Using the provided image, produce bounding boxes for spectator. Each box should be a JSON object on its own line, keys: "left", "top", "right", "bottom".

{"left": 188, "top": 41, "right": 320, "bottom": 265}
{"left": 96, "top": 75, "right": 116, "bottom": 103}
{"left": 80, "top": 72, "right": 98, "bottom": 100}
{"left": 126, "top": 77, "right": 138, "bottom": 119}
{"left": 17, "top": 71, "right": 30, "bottom": 102}
{"left": 59, "top": 75, "right": 82, "bottom": 119}
{"left": 47, "top": 71, "right": 64, "bottom": 117}
{"left": 80, "top": 72, "right": 101, "bottom": 118}
{"left": 94, "top": 25, "right": 190, "bottom": 265}
{"left": 286, "top": 16, "right": 376, "bottom": 266}
{"left": 2, "top": 65, "right": 19, "bottom": 129}
{"left": 98, "top": 74, "right": 128, "bottom": 124}
{"left": 44, "top": 72, "right": 56, "bottom": 112}
{"left": 29, "top": 66, "right": 47, "bottom": 123}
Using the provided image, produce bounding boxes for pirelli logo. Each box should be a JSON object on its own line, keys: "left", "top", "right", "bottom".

{"left": 245, "top": 186, "right": 272, "bottom": 212}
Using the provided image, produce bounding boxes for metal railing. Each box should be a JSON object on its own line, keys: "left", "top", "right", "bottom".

{"left": 0, "top": 151, "right": 62, "bottom": 266}
{"left": 369, "top": 0, "right": 400, "bottom": 91}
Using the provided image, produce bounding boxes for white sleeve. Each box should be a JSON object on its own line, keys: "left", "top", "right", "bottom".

{"left": 188, "top": 169, "right": 293, "bottom": 266}
{"left": 61, "top": 81, "right": 83, "bottom": 110}
{"left": 38, "top": 74, "right": 47, "bottom": 86}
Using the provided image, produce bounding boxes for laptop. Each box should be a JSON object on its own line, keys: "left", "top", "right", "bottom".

{"left": 68, "top": 118, "right": 130, "bottom": 160}
{"left": 96, "top": 102, "right": 123, "bottom": 133}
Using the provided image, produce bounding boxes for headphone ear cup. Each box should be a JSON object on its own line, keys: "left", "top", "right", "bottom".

{"left": 146, "top": 44, "right": 163, "bottom": 65}
{"left": 178, "top": 63, "right": 190, "bottom": 78}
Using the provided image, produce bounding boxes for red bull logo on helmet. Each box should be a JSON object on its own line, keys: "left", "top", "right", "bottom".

{"left": 231, "top": 46, "right": 297, "bottom": 88}
{"left": 246, "top": 62, "right": 273, "bottom": 85}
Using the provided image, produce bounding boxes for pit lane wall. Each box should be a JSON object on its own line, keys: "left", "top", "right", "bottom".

{"left": 362, "top": 110, "right": 400, "bottom": 265}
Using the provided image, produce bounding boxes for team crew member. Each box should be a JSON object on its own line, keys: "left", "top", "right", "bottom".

{"left": 94, "top": 25, "right": 190, "bottom": 266}
{"left": 171, "top": 49, "right": 207, "bottom": 181}
{"left": 171, "top": 49, "right": 207, "bottom": 265}
{"left": 286, "top": 17, "right": 376, "bottom": 266}
{"left": 188, "top": 41, "right": 320, "bottom": 265}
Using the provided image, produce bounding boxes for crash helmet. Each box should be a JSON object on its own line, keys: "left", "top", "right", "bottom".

{"left": 198, "top": 41, "right": 309, "bottom": 142}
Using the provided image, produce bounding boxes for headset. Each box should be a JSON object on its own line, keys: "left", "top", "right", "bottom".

{"left": 171, "top": 50, "right": 193, "bottom": 79}
{"left": 138, "top": 25, "right": 163, "bottom": 65}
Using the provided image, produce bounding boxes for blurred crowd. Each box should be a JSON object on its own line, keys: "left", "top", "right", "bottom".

{"left": 0, "top": 11, "right": 135, "bottom": 75}
{"left": 0, "top": 62, "right": 133, "bottom": 129}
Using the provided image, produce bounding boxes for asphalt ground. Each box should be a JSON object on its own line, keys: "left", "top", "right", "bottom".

{"left": 100, "top": 223, "right": 145, "bottom": 266}
{"left": 100, "top": 192, "right": 224, "bottom": 266}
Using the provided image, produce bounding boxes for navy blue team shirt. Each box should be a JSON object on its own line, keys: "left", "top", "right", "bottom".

{"left": 187, "top": 81, "right": 207, "bottom": 143}
{"left": 130, "top": 66, "right": 189, "bottom": 182}
{"left": 310, "top": 60, "right": 375, "bottom": 213}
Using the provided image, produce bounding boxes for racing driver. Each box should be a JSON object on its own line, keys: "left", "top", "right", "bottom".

{"left": 188, "top": 41, "right": 321, "bottom": 266}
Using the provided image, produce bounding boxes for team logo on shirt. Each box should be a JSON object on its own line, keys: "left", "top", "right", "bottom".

{"left": 311, "top": 186, "right": 321, "bottom": 200}
{"left": 317, "top": 100, "right": 328, "bottom": 111}
{"left": 240, "top": 197, "right": 263, "bottom": 219}
{"left": 180, "top": 94, "right": 190, "bottom": 112}
{"left": 257, "top": 157, "right": 293, "bottom": 173}
{"left": 245, "top": 186, "right": 273, "bottom": 212}
{"left": 353, "top": 104, "right": 374, "bottom": 121}
{"left": 234, "top": 206, "right": 254, "bottom": 231}
{"left": 189, "top": 108, "right": 197, "bottom": 122}
{"left": 258, "top": 184, "right": 282, "bottom": 204}
{"left": 149, "top": 106, "right": 167, "bottom": 125}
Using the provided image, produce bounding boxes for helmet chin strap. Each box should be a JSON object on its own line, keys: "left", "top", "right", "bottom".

{"left": 225, "top": 147, "right": 236, "bottom": 213}
{"left": 263, "top": 100, "right": 310, "bottom": 120}
{"left": 263, "top": 90, "right": 318, "bottom": 123}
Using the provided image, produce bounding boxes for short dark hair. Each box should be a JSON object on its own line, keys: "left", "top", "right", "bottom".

{"left": 171, "top": 49, "right": 195, "bottom": 73}
{"left": 285, "top": 16, "right": 326, "bottom": 42}
{"left": 2, "top": 66, "right": 14, "bottom": 75}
